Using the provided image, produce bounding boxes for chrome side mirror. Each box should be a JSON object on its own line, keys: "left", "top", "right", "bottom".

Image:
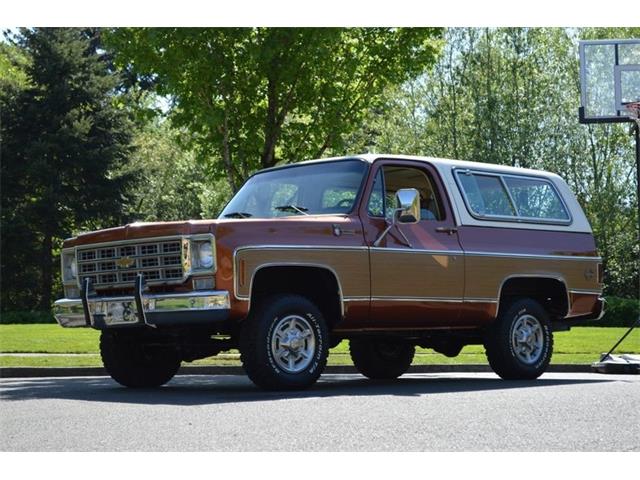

{"left": 395, "top": 188, "right": 421, "bottom": 224}
{"left": 373, "top": 188, "right": 420, "bottom": 247}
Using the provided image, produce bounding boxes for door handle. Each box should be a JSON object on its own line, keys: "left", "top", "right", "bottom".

{"left": 435, "top": 227, "right": 458, "bottom": 235}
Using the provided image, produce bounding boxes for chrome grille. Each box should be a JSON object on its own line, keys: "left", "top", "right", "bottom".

{"left": 76, "top": 239, "right": 185, "bottom": 288}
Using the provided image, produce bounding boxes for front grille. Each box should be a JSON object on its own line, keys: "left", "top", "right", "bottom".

{"left": 77, "top": 238, "right": 185, "bottom": 288}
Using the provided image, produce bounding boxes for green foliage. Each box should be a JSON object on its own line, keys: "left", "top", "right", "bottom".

{"left": 114, "top": 117, "right": 234, "bottom": 221}
{"left": 583, "top": 297, "right": 640, "bottom": 328}
{"left": 106, "top": 28, "right": 443, "bottom": 190}
{"left": 0, "top": 39, "right": 31, "bottom": 95}
{"left": 120, "top": 119, "right": 207, "bottom": 220}
{"left": 1, "top": 28, "right": 137, "bottom": 311}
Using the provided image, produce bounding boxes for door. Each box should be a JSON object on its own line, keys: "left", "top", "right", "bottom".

{"left": 359, "top": 159, "right": 465, "bottom": 328}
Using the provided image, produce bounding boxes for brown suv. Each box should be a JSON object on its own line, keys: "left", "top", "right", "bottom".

{"left": 54, "top": 155, "right": 604, "bottom": 390}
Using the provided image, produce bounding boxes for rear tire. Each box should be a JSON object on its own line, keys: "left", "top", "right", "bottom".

{"left": 349, "top": 338, "right": 415, "bottom": 379}
{"left": 100, "top": 331, "right": 181, "bottom": 388}
{"left": 239, "top": 294, "right": 329, "bottom": 391}
{"left": 484, "top": 298, "right": 553, "bottom": 380}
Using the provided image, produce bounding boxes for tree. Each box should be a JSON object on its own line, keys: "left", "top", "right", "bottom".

{"left": 118, "top": 117, "right": 231, "bottom": 222}
{"left": 1, "top": 28, "right": 135, "bottom": 311}
{"left": 106, "top": 27, "right": 443, "bottom": 191}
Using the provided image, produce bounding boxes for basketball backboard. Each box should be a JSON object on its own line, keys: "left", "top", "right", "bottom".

{"left": 579, "top": 39, "right": 640, "bottom": 124}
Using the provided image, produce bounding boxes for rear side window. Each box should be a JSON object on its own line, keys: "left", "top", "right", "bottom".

{"left": 457, "top": 173, "right": 515, "bottom": 217}
{"left": 456, "top": 170, "right": 570, "bottom": 224}
{"left": 503, "top": 176, "right": 569, "bottom": 221}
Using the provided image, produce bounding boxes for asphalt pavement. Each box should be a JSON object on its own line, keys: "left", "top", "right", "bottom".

{"left": 1, "top": 372, "right": 638, "bottom": 451}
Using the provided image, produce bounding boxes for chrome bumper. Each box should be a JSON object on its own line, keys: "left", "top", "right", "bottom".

{"left": 54, "top": 279, "right": 230, "bottom": 329}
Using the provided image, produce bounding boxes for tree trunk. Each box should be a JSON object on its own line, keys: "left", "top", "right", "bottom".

{"left": 261, "top": 78, "right": 279, "bottom": 169}
{"left": 39, "top": 232, "right": 53, "bottom": 311}
{"left": 221, "top": 110, "right": 237, "bottom": 193}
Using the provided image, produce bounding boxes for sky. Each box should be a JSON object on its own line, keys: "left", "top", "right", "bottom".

{"left": 0, "top": 0, "right": 635, "bottom": 28}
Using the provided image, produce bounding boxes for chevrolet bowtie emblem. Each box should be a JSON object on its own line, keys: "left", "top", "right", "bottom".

{"left": 115, "top": 256, "right": 135, "bottom": 269}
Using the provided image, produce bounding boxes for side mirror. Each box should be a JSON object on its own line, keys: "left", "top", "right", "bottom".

{"left": 373, "top": 188, "right": 420, "bottom": 248}
{"left": 395, "top": 188, "right": 421, "bottom": 224}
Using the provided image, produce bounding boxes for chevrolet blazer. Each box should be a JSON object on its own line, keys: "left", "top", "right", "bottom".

{"left": 54, "top": 154, "right": 605, "bottom": 390}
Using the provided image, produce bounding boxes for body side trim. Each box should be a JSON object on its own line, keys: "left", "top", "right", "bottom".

{"left": 465, "top": 251, "right": 601, "bottom": 261}
{"left": 369, "top": 296, "right": 498, "bottom": 304}
{"left": 343, "top": 296, "right": 370, "bottom": 302}
{"left": 370, "top": 247, "right": 464, "bottom": 256}
{"left": 234, "top": 244, "right": 600, "bottom": 262}
{"left": 569, "top": 288, "right": 604, "bottom": 295}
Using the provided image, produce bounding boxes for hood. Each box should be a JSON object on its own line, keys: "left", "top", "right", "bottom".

{"left": 64, "top": 220, "right": 216, "bottom": 247}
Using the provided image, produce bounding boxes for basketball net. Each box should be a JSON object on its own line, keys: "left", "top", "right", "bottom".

{"left": 624, "top": 101, "right": 640, "bottom": 131}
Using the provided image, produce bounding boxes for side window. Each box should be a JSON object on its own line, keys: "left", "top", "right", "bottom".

{"left": 457, "top": 173, "right": 515, "bottom": 217}
{"left": 367, "top": 165, "right": 443, "bottom": 221}
{"left": 367, "top": 169, "right": 384, "bottom": 217}
{"left": 503, "top": 177, "right": 569, "bottom": 221}
{"left": 456, "top": 170, "right": 571, "bottom": 223}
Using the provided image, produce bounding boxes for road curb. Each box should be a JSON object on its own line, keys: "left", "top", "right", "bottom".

{"left": 0, "top": 363, "right": 593, "bottom": 378}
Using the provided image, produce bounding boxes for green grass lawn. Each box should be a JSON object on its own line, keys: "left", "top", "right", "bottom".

{"left": 0, "top": 324, "right": 638, "bottom": 368}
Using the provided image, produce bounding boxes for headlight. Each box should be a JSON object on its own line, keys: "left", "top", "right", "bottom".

{"left": 189, "top": 237, "right": 215, "bottom": 271}
{"left": 62, "top": 251, "right": 77, "bottom": 281}
{"left": 198, "top": 242, "right": 213, "bottom": 269}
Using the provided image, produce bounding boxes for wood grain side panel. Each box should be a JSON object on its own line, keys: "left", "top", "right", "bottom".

{"left": 235, "top": 248, "right": 370, "bottom": 299}
{"left": 370, "top": 250, "right": 464, "bottom": 299}
{"left": 464, "top": 255, "right": 602, "bottom": 299}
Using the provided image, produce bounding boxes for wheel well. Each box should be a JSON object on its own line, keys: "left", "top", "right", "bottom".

{"left": 250, "top": 266, "right": 343, "bottom": 329}
{"left": 498, "top": 277, "right": 569, "bottom": 320}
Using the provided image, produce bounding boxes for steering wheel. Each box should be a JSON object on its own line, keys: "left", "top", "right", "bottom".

{"left": 334, "top": 198, "right": 353, "bottom": 208}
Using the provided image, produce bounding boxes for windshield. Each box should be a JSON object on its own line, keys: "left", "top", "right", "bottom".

{"left": 219, "top": 160, "right": 368, "bottom": 219}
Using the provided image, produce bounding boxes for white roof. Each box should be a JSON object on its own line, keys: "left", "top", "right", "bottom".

{"left": 354, "top": 153, "right": 564, "bottom": 180}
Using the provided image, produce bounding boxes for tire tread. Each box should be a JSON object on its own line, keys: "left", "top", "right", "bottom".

{"left": 239, "top": 294, "right": 328, "bottom": 391}
{"left": 349, "top": 338, "right": 415, "bottom": 380}
{"left": 484, "top": 298, "right": 553, "bottom": 380}
{"left": 100, "top": 331, "right": 180, "bottom": 388}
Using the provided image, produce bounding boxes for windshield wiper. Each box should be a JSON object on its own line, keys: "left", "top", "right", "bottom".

{"left": 274, "top": 205, "right": 309, "bottom": 215}
{"left": 223, "top": 211, "right": 253, "bottom": 218}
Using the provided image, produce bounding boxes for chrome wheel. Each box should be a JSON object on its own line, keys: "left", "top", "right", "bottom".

{"left": 510, "top": 314, "right": 544, "bottom": 365}
{"left": 270, "top": 314, "right": 316, "bottom": 373}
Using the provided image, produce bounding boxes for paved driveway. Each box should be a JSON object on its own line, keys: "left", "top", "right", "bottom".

{"left": 1, "top": 372, "right": 638, "bottom": 451}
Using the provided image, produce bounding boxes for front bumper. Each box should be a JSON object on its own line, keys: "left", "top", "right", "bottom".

{"left": 54, "top": 278, "right": 230, "bottom": 329}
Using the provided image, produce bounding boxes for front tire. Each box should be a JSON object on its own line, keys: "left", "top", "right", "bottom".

{"left": 349, "top": 338, "right": 415, "bottom": 379}
{"left": 484, "top": 298, "right": 553, "bottom": 380}
{"left": 239, "top": 294, "right": 329, "bottom": 391}
{"left": 100, "top": 331, "right": 181, "bottom": 388}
